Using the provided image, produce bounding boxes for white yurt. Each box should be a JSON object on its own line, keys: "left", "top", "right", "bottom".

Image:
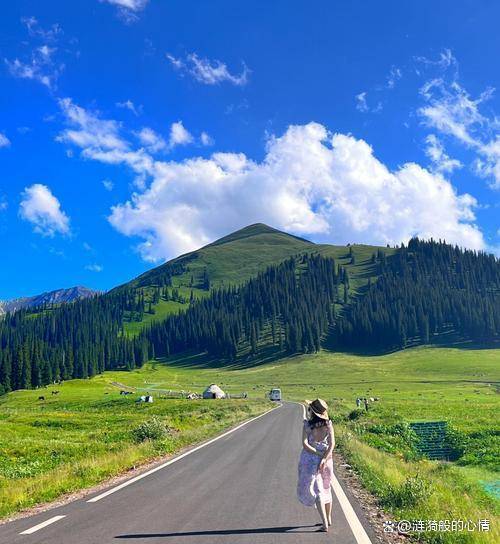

{"left": 203, "top": 384, "right": 226, "bottom": 399}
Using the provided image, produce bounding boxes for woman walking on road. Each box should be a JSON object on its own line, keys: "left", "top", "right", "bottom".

{"left": 297, "top": 398, "right": 335, "bottom": 532}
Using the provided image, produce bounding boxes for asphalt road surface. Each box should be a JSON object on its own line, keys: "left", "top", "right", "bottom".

{"left": 0, "top": 402, "right": 377, "bottom": 544}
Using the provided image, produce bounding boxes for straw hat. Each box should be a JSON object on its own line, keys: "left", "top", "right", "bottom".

{"left": 305, "top": 398, "right": 329, "bottom": 420}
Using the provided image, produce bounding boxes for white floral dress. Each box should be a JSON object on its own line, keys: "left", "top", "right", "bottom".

{"left": 297, "top": 420, "right": 333, "bottom": 506}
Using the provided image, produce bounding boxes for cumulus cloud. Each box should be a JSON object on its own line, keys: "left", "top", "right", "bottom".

{"left": 19, "top": 183, "right": 70, "bottom": 237}
{"left": 0, "top": 133, "right": 10, "bottom": 148}
{"left": 166, "top": 52, "right": 249, "bottom": 86}
{"left": 58, "top": 99, "right": 197, "bottom": 167}
{"left": 101, "top": 122, "right": 485, "bottom": 262}
{"left": 57, "top": 98, "right": 128, "bottom": 151}
{"left": 54, "top": 100, "right": 485, "bottom": 260}
{"left": 136, "top": 127, "right": 167, "bottom": 152}
{"left": 169, "top": 121, "right": 193, "bottom": 147}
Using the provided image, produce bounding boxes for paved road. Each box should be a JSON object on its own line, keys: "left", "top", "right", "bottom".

{"left": 0, "top": 402, "right": 377, "bottom": 544}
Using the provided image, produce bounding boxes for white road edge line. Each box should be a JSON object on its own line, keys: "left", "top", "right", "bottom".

{"left": 87, "top": 403, "right": 281, "bottom": 503}
{"left": 19, "top": 515, "right": 66, "bottom": 535}
{"left": 300, "top": 402, "right": 372, "bottom": 544}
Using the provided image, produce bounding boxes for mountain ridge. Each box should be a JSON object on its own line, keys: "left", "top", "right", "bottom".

{"left": 0, "top": 286, "right": 99, "bottom": 315}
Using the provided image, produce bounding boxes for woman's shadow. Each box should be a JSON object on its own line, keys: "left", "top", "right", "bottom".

{"left": 115, "top": 524, "right": 323, "bottom": 538}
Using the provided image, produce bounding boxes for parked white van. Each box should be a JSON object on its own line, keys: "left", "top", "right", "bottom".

{"left": 269, "top": 388, "right": 282, "bottom": 401}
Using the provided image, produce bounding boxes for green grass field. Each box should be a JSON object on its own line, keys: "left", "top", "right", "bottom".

{"left": 1, "top": 345, "right": 498, "bottom": 542}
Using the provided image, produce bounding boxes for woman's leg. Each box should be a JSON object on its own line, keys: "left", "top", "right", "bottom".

{"left": 315, "top": 497, "right": 329, "bottom": 531}
{"left": 325, "top": 501, "right": 332, "bottom": 525}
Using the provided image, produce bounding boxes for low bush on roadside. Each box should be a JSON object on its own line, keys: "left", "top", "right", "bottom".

{"left": 381, "top": 474, "right": 431, "bottom": 508}
{"left": 132, "top": 417, "right": 169, "bottom": 442}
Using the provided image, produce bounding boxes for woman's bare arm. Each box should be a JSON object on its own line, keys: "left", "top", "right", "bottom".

{"left": 319, "top": 422, "right": 335, "bottom": 467}
{"left": 302, "top": 423, "right": 319, "bottom": 455}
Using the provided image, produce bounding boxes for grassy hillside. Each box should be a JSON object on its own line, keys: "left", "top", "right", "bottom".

{"left": 118, "top": 223, "right": 393, "bottom": 336}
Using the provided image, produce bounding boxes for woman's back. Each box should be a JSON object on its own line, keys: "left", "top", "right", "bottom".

{"left": 305, "top": 420, "right": 331, "bottom": 445}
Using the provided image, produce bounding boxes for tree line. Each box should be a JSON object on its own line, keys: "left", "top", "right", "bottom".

{"left": 139, "top": 254, "right": 342, "bottom": 361}
{"left": 336, "top": 238, "right": 500, "bottom": 349}
{"left": 0, "top": 292, "right": 150, "bottom": 395}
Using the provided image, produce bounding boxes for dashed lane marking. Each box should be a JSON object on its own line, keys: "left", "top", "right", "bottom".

{"left": 20, "top": 515, "right": 66, "bottom": 535}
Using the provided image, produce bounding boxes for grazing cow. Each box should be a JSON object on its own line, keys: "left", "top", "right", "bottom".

{"left": 52, "top": 390, "right": 59, "bottom": 395}
{"left": 38, "top": 396, "right": 45, "bottom": 401}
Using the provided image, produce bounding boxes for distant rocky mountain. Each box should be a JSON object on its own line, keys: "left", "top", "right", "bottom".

{"left": 0, "top": 286, "right": 99, "bottom": 315}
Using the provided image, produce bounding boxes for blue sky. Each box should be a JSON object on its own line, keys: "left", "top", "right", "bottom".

{"left": 0, "top": 0, "right": 499, "bottom": 299}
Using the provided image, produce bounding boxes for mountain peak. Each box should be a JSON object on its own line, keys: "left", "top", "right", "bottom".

{"left": 207, "top": 223, "right": 312, "bottom": 248}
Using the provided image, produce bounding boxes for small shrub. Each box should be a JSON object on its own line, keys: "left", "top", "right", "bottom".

{"left": 444, "top": 426, "right": 468, "bottom": 461}
{"left": 347, "top": 409, "right": 364, "bottom": 421}
{"left": 382, "top": 474, "right": 431, "bottom": 508}
{"left": 132, "top": 417, "right": 168, "bottom": 442}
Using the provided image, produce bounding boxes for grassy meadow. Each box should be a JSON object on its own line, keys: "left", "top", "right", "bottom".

{"left": 0, "top": 345, "right": 498, "bottom": 543}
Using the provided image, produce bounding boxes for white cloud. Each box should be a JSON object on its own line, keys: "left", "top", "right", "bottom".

{"left": 415, "top": 49, "right": 458, "bottom": 74}
{"left": 57, "top": 98, "right": 129, "bottom": 152}
{"left": 424, "top": 134, "right": 462, "bottom": 174}
{"left": 418, "top": 80, "right": 488, "bottom": 146}
{"left": 418, "top": 74, "right": 500, "bottom": 188}
{"left": 102, "top": 179, "right": 114, "bottom": 191}
{"left": 102, "top": 0, "right": 148, "bottom": 9}
{"left": 0, "top": 133, "right": 10, "bottom": 148}
{"left": 0, "top": 196, "right": 7, "bottom": 211}
{"left": 101, "top": 0, "right": 149, "bottom": 22}
{"left": 83, "top": 242, "right": 93, "bottom": 251}
{"left": 135, "top": 123, "right": 195, "bottom": 153}
{"left": 166, "top": 52, "right": 249, "bottom": 86}
{"left": 101, "top": 122, "right": 485, "bottom": 262}
{"left": 169, "top": 121, "right": 193, "bottom": 148}
{"left": 386, "top": 66, "right": 402, "bottom": 89}
{"left": 19, "top": 183, "right": 70, "bottom": 237}
{"left": 116, "top": 99, "right": 142, "bottom": 116}
{"left": 85, "top": 263, "right": 103, "bottom": 272}
{"left": 136, "top": 127, "right": 167, "bottom": 152}
{"left": 59, "top": 99, "right": 198, "bottom": 166}
{"left": 355, "top": 92, "right": 381, "bottom": 114}
{"left": 21, "top": 16, "right": 61, "bottom": 41}
{"left": 355, "top": 92, "right": 369, "bottom": 112}
{"left": 200, "top": 131, "right": 214, "bottom": 146}
{"left": 5, "top": 17, "right": 65, "bottom": 89}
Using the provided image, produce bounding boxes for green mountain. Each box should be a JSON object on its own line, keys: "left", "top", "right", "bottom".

{"left": 1, "top": 224, "right": 498, "bottom": 395}
{"left": 122, "top": 223, "right": 315, "bottom": 290}
{"left": 115, "top": 223, "right": 391, "bottom": 336}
